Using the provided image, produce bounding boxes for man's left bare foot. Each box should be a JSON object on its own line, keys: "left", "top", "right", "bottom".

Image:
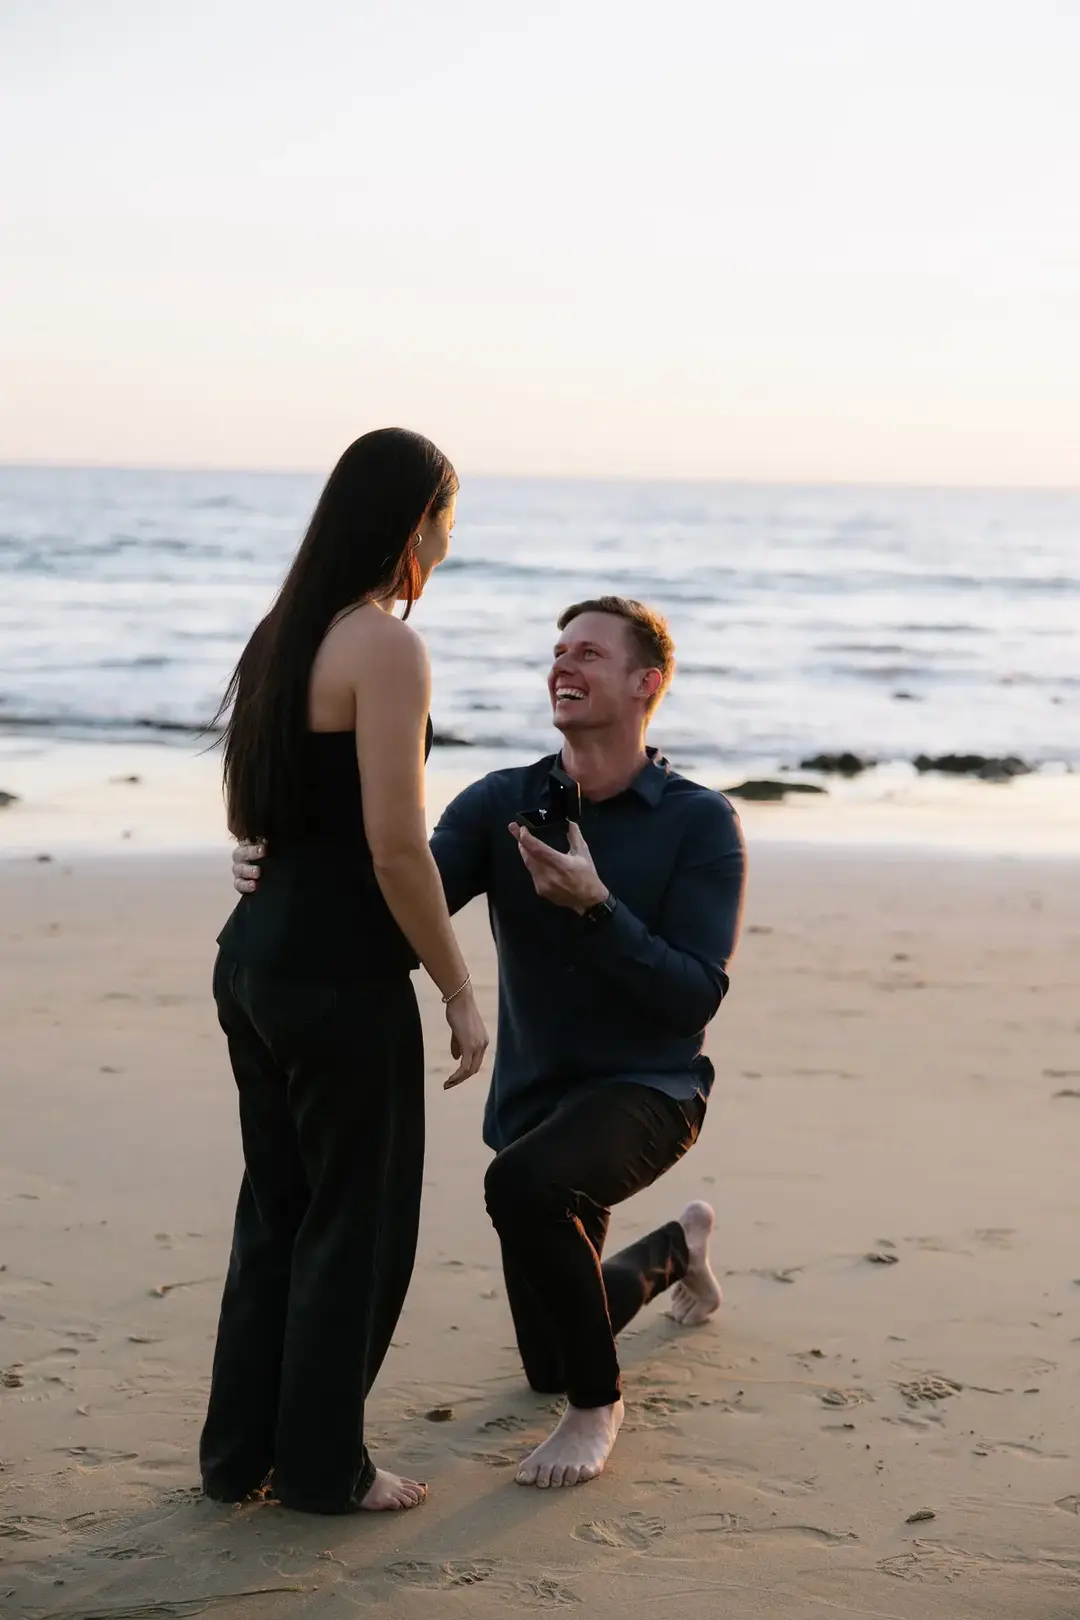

{"left": 668, "top": 1200, "right": 723, "bottom": 1327}
{"left": 516, "top": 1398, "right": 625, "bottom": 1487}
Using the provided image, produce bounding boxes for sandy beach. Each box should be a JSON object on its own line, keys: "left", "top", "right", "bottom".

{"left": 2, "top": 837, "right": 1078, "bottom": 1620}
{"left": 5, "top": 0, "right": 1079, "bottom": 1608}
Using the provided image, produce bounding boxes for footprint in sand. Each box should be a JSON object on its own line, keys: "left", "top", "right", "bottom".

{"left": 691, "top": 1514, "right": 855, "bottom": 1545}
{"left": 879, "top": 1542, "right": 985, "bottom": 1583}
{"left": 688, "top": 1511, "right": 748, "bottom": 1534}
{"left": 820, "top": 1388, "right": 868, "bottom": 1409}
{"left": 977, "top": 1440, "right": 1069, "bottom": 1461}
{"left": 748, "top": 1266, "right": 803, "bottom": 1285}
{"left": 388, "top": 1559, "right": 500, "bottom": 1589}
{"left": 638, "top": 1393, "right": 696, "bottom": 1416}
{"left": 59, "top": 1509, "right": 116, "bottom": 1531}
{"left": 756, "top": 1475, "right": 818, "bottom": 1498}
{"left": 516, "top": 1577, "right": 581, "bottom": 1607}
{"left": 897, "top": 1375, "right": 962, "bottom": 1406}
{"left": 572, "top": 1514, "right": 665, "bottom": 1549}
{"left": 0, "top": 1517, "right": 56, "bottom": 1543}
{"left": 386, "top": 1561, "right": 579, "bottom": 1607}
{"left": 87, "top": 1540, "right": 167, "bottom": 1563}
{"left": 260, "top": 1545, "right": 328, "bottom": 1579}
{"left": 758, "top": 1525, "right": 858, "bottom": 1546}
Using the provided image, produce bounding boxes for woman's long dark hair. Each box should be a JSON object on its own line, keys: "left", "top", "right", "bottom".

{"left": 216, "top": 428, "right": 458, "bottom": 840}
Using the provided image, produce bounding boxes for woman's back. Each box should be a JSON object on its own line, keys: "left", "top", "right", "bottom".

{"left": 216, "top": 718, "right": 432, "bottom": 980}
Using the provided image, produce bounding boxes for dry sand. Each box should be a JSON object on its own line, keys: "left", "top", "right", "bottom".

{"left": 1, "top": 846, "right": 1079, "bottom": 1619}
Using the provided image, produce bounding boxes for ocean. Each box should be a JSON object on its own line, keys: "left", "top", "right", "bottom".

{"left": 1, "top": 466, "right": 1078, "bottom": 774}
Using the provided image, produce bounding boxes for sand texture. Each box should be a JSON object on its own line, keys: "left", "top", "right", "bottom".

{"left": 2, "top": 847, "right": 1079, "bottom": 1618}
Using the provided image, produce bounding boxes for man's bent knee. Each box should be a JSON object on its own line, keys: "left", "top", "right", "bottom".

{"left": 484, "top": 1147, "right": 549, "bottom": 1230}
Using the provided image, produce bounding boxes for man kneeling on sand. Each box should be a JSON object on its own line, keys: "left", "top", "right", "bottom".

{"left": 232, "top": 596, "right": 747, "bottom": 1488}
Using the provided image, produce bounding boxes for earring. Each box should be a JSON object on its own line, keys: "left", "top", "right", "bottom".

{"left": 412, "top": 533, "right": 422, "bottom": 551}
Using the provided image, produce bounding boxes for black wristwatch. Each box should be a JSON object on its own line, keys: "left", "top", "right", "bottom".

{"left": 581, "top": 891, "right": 617, "bottom": 928}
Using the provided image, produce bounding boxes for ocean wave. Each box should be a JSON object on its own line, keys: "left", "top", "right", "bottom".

{"left": 822, "top": 663, "right": 932, "bottom": 682}
{"left": 0, "top": 709, "right": 222, "bottom": 740}
{"left": 894, "top": 622, "right": 989, "bottom": 634}
{"left": 440, "top": 553, "right": 1080, "bottom": 599}
{"left": 6, "top": 536, "right": 263, "bottom": 574}
{"left": 3, "top": 470, "right": 1078, "bottom": 769}
{"left": 818, "top": 641, "right": 918, "bottom": 655}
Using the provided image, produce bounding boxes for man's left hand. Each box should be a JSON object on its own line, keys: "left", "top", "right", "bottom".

{"left": 510, "top": 821, "right": 609, "bottom": 913}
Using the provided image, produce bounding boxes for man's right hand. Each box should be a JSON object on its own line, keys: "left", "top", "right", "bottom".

{"left": 232, "top": 842, "right": 266, "bottom": 894}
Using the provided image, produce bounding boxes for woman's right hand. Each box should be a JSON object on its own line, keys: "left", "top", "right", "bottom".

{"left": 444, "top": 987, "right": 489, "bottom": 1090}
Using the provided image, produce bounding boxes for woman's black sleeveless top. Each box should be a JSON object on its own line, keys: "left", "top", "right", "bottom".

{"left": 216, "top": 719, "right": 432, "bottom": 981}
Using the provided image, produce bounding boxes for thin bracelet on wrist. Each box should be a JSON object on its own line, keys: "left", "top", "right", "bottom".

{"left": 442, "top": 973, "right": 472, "bottom": 1006}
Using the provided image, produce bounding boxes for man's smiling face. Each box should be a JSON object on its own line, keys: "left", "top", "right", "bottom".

{"left": 548, "top": 611, "right": 657, "bottom": 736}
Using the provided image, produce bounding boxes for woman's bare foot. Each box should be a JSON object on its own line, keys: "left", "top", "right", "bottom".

{"left": 516, "top": 1399, "right": 624, "bottom": 1488}
{"left": 668, "top": 1200, "right": 723, "bottom": 1327}
{"left": 358, "top": 1468, "right": 428, "bottom": 1511}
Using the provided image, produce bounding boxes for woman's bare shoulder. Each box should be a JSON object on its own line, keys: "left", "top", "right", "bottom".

{"left": 323, "top": 605, "right": 428, "bottom": 674}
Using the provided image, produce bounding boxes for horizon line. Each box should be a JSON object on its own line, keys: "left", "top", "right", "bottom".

{"left": 0, "top": 458, "right": 1077, "bottom": 497}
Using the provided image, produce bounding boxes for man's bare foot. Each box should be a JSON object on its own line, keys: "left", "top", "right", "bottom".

{"left": 668, "top": 1200, "right": 723, "bottom": 1327}
{"left": 358, "top": 1468, "right": 427, "bottom": 1511}
{"left": 516, "top": 1399, "right": 625, "bottom": 1488}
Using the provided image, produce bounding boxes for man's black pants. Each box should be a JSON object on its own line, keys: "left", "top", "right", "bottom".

{"left": 483, "top": 1082, "right": 705, "bottom": 1410}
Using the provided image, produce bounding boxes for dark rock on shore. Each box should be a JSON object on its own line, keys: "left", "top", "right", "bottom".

{"left": 913, "top": 753, "right": 1033, "bottom": 781}
{"left": 0, "top": 789, "right": 19, "bottom": 807}
{"left": 430, "top": 730, "right": 475, "bottom": 748}
{"left": 726, "top": 779, "right": 827, "bottom": 802}
{"left": 799, "top": 752, "right": 874, "bottom": 777}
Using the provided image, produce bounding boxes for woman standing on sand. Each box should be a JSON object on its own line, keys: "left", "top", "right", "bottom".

{"left": 202, "top": 429, "right": 487, "bottom": 1514}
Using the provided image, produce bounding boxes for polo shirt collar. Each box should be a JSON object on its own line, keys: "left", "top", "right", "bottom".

{"left": 631, "top": 747, "right": 671, "bottom": 805}
{"left": 549, "top": 746, "right": 671, "bottom": 808}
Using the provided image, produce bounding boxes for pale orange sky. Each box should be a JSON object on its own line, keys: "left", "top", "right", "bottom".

{"left": 1, "top": 0, "right": 1078, "bottom": 484}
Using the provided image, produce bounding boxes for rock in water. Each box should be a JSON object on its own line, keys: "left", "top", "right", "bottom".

{"left": 913, "top": 753, "right": 1032, "bottom": 780}
{"left": 0, "top": 789, "right": 19, "bottom": 808}
{"left": 725, "top": 780, "right": 827, "bottom": 802}
{"left": 798, "top": 753, "right": 873, "bottom": 776}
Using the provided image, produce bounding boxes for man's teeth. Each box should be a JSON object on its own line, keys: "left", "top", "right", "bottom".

{"left": 556, "top": 688, "right": 586, "bottom": 700}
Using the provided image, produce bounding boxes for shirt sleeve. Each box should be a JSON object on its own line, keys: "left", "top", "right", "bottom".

{"left": 429, "top": 776, "right": 492, "bottom": 914}
{"left": 574, "top": 793, "right": 747, "bottom": 1035}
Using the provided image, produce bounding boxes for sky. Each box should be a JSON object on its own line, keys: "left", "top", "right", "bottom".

{"left": 1, "top": 0, "right": 1078, "bottom": 484}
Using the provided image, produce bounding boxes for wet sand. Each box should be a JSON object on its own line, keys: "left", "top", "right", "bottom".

{"left": 2, "top": 847, "right": 1079, "bottom": 1618}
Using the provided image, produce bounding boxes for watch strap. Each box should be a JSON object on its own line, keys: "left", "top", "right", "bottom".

{"left": 581, "top": 891, "right": 617, "bottom": 927}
